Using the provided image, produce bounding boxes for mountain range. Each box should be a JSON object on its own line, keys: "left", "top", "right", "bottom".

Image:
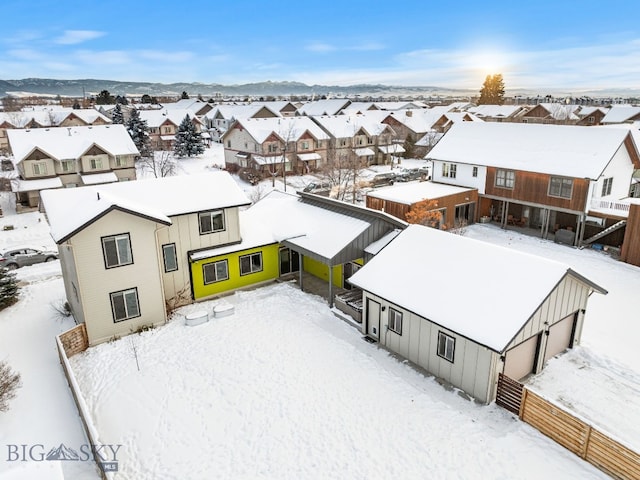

{"left": 1, "top": 78, "right": 638, "bottom": 100}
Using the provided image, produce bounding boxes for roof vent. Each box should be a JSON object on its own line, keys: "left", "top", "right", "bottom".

{"left": 67, "top": 127, "right": 72, "bottom": 136}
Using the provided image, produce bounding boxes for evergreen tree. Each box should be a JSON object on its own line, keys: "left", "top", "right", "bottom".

{"left": 0, "top": 267, "right": 19, "bottom": 311}
{"left": 126, "top": 109, "right": 151, "bottom": 157}
{"left": 478, "top": 74, "right": 506, "bottom": 105}
{"left": 111, "top": 103, "right": 124, "bottom": 124}
{"left": 96, "top": 89, "right": 115, "bottom": 105}
{"left": 403, "top": 133, "right": 415, "bottom": 159}
{"left": 181, "top": 91, "right": 189, "bottom": 99}
{"left": 174, "top": 115, "right": 205, "bottom": 158}
{"left": 141, "top": 94, "right": 152, "bottom": 104}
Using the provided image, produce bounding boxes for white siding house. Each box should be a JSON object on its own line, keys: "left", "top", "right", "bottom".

{"left": 348, "top": 225, "right": 606, "bottom": 404}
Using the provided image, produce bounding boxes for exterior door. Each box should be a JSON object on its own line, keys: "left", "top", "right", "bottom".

{"left": 503, "top": 334, "right": 541, "bottom": 381}
{"left": 366, "top": 298, "right": 381, "bottom": 339}
{"left": 279, "top": 248, "right": 300, "bottom": 276}
{"left": 544, "top": 313, "right": 577, "bottom": 363}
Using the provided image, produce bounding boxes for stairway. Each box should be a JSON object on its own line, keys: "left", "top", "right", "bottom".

{"left": 583, "top": 220, "right": 627, "bottom": 245}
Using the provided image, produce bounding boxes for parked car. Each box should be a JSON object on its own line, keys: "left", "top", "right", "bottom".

{"left": 371, "top": 172, "right": 397, "bottom": 187}
{"left": 302, "top": 182, "right": 332, "bottom": 195}
{"left": 0, "top": 246, "right": 58, "bottom": 270}
{"left": 395, "top": 168, "right": 421, "bottom": 182}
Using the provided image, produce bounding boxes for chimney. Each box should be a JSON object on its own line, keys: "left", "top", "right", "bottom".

{"left": 405, "top": 110, "right": 413, "bottom": 117}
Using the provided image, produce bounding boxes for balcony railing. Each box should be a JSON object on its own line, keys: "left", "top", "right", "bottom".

{"left": 590, "top": 198, "right": 631, "bottom": 215}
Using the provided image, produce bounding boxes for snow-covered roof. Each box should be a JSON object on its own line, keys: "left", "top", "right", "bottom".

{"left": 0, "top": 108, "right": 111, "bottom": 128}
{"left": 355, "top": 147, "right": 375, "bottom": 157}
{"left": 204, "top": 103, "right": 280, "bottom": 120}
{"left": 311, "top": 114, "right": 394, "bottom": 138}
{"left": 467, "top": 105, "right": 524, "bottom": 118}
{"left": 383, "top": 107, "right": 451, "bottom": 133}
{"left": 245, "top": 190, "right": 370, "bottom": 260}
{"left": 12, "top": 177, "right": 63, "bottom": 193}
{"left": 577, "top": 106, "right": 609, "bottom": 117}
{"left": 364, "top": 228, "right": 402, "bottom": 255}
{"left": 80, "top": 172, "right": 118, "bottom": 185}
{"left": 348, "top": 224, "right": 605, "bottom": 352}
{"left": 41, "top": 172, "right": 250, "bottom": 243}
{"left": 297, "top": 99, "right": 352, "bottom": 116}
{"left": 297, "top": 153, "right": 321, "bottom": 161}
{"left": 138, "top": 108, "right": 203, "bottom": 128}
{"left": 378, "top": 144, "right": 405, "bottom": 154}
{"left": 7, "top": 124, "right": 139, "bottom": 163}
{"left": 426, "top": 122, "right": 634, "bottom": 179}
{"left": 367, "top": 181, "right": 475, "bottom": 205}
{"left": 228, "top": 117, "right": 330, "bottom": 144}
{"left": 601, "top": 105, "right": 640, "bottom": 124}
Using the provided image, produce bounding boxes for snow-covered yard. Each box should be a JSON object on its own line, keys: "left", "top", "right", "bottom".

{"left": 1, "top": 145, "right": 639, "bottom": 479}
{"left": 69, "top": 282, "right": 609, "bottom": 480}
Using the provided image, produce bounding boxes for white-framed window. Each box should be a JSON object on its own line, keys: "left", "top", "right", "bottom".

{"left": 495, "top": 169, "right": 515, "bottom": 189}
{"left": 437, "top": 331, "right": 455, "bottom": 362}
{"left": 162, "top": 243, "right": 178, "bottom": 272}
{"left": 388, "top": 308, "right": 402, "bottom": 335}
{"left": 110, "top": 288, "right": 140, "bottom": 322}
{"left": 115, "top": 155, "right": 126, "bottom": 167}
{"left": 102, "top": 234, "right": 133, "bottom": 269}
{"left": 198, "top": 211, "right": 224, "bottom": 234}
{"left": 301, "top": 141, "right": 309, "bottom": 150}
{"left": 203, "top": 260, "right": 228, "bottom": 284}
{"left": 90, "top": 158, "right": 103, "bottom": 170}
{"left": 268, "top": 143, "right": 279, "bottom": 153}
{"left": 240, "top": 252, "right": 263, "bottom": 275}
{"left": 601, "top": 177, "right": 613, "bottom": 196}
{"left": 61, "top": 159, "right": 75, "bottom": 172}
{"left": 548, "top": 176, "right": 573, "bottom": 199}
{"left": 32, "top": 162, "right": 47, "bottom": 176}
{"left": 588, "top": 116, "right": 595, "bottom": 124}
{"left": 442, "top": 163, "right": 449, "bottom": 177}
{"left": 472, "top": 166, "right": 478, "bottom": 178}
{"left": 449, "top": 164, "right": 457, "bottom": 179}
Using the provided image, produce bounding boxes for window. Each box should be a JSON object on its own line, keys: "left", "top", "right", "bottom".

{"left": 90, "top": 158, "right": 103, "bottom": 170}
{"left": 110, "top": 288, "right": 140, "bottom": 322}
{"left": 102, "top": 234, "right": 133, "bottom": 268}
{"left": 495, "top": 169, "right": 515, "bottom": 189}
{"left": 602, "top": 177, "right": 613, "bottom": 196}
{"left": 115, "top": 156, "right": 126, "bottom": 167}
{"left": 442, "top": 163, "right": 457, "bottom": 179}
{"left": 472, "top": 166, "right": 478, "bottom": 178}
{"left": 588, "top": 116, "right": 595, "bottom": 124}
{"left": 437, "top": 331, "right": 455, "bottom": 362}
{"left": 268, "top": 143, "right": 279, "bottom": 153}
{"left": 301, "top": 141, "right": 309, "bottom": 150}
{"left": 203, "top": 260, "right": 228, "bottom": 284}
{"left": 227, "top": 140, "right": 231, "bottom": 148}
{"left": 32, "top": 162, "right": 47, "bottom": 176}
{"left": 548, "top": 176, "right": 573, "bottom": 199}
{"left": 61, "top": 160, "right": 75, "bottom": 172}
{"left": 198, "top": 211, "right": 224, "bottom": 234}
{"left": 388, "top": 308, "right": 402, "bottom": 335}
{"left": 162, "top": 243, "right": 178, "bottom": 272}
{"left": 240, "top": 252, "right": 263, "bottom": 275}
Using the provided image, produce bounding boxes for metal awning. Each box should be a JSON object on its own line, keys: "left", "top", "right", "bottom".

{"left": 12, "top": 177, "right": 63, "bottom": 193}
{"left": 235, "top": 152, "right": 248, "bottom": 159}
{"left": 253, "top": 155, "right": 281, "bottom": 166}
{"left": 297, "top": 153, "right": 322, "bottom": 161}
{"left": 160, "top": 135, "right": 174, "bottom": 141}
{"left": 378, "top": 144, "right": 406, "bottom": 154}
{"left": 81, "top": 172, "right": 119, "bottom": 185}
{"left": 354, "top": 147, "right": 375, "bottom": 157}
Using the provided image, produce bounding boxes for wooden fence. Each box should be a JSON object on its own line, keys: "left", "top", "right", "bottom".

{"left": 495, "top": 373, "right": 524, "bottom": 415}
{"left": 519, "top": 389, "right": 640, "bottom": 480}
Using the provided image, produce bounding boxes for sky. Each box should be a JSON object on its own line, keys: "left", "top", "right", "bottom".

{"left": 2, "top": 0, "right": 639, "bottom": 92}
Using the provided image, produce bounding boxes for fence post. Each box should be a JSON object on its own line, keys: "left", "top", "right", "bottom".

{"left": 581, "top": 425, "right": 592, "bottom": 459}
{"left": 518, "top": 387, "right": 528, "bottom": 420}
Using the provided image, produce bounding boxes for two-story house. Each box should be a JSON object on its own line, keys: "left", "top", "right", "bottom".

{"left": 427, "top": 122, "right": 640, "bottom": 248}
{"left": 138, "top": 108, "right": 205, "bottom": 150}
{"left": 310, "top": 115, "right": 397, "bottom": 166}
{"left": 202, "top": 104, "right": 281, "bottom": 142}
{"left": 41, "top": 173, "right": 252, "bottom": 345}
{"left": 41, "top": 173, "right": 406, "bottom": 345}
{"left": 222, "top": 116, "right": 330, "bottom": 175}
{"left": 7, "top": 124, "right": 138, "bottom": 212}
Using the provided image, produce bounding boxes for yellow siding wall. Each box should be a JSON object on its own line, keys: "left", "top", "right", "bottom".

{"left": 303, "top": 257, "right": 343, "bottom": 288}
{"left": 191, "top": 244, "right": 280, "bottom": 299}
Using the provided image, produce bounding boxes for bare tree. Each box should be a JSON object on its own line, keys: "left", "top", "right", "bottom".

{"left": 0, "top": 361, "right": 21, "bottom": 412}
{"left": 136, "top": 151, "right": 177, "bottom": 178}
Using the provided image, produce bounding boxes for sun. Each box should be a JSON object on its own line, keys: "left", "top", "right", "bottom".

{"left": 469, "top": 50, "right": 508, "bottom": 77}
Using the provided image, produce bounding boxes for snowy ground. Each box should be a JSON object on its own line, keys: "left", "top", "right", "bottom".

{"left": 1, "top": 145, "right": 639, "bottom": 479}
{"left": 69, "top": 283, "right": 608, "bottom": 480}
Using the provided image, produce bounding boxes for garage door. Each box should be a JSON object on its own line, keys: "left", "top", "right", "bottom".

{"left": 544, "top": 313, "right": 576, "bottom": 363}
{"left": 504, "top": 334, "right": 540, "bottom": 381}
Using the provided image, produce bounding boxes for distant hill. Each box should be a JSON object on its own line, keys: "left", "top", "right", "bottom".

{"left": 0, "top": 78, "right": 474, "bottom": 99}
